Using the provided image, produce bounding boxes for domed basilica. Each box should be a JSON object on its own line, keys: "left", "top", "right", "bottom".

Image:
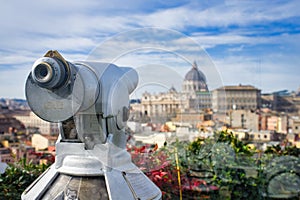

{"left": 139, "top": 61, "right": 212, "bottom": 122}
{"left": 182, "top": 61, "right": 208, "bottom": 93}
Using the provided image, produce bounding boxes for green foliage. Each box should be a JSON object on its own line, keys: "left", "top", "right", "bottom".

{"left": 187, "top": 137, "right": 204, "bottom": 155}
{"left": 1, "top": 130, "right": 299, "bottom": 199}
{"left": 265, "top": 144, "right": 300, "bottom": 157}
{"left": 182, "top": 130, "right": 300, "bottom": 199}
{"left": 215, "top": 130, "right": 254, "bottom": 156}
{"left": 0, "top": 159, "right": 49, "bottom": 199}
{"left": 185, "top": 130, "right": 262, "bottom": 199}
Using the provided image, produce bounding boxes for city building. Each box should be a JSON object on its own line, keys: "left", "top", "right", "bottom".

{"left": 229, "top": 109, "right": 260, "bottom": 131}
{"left": 141, "top": 88, "right": 184, "bottom": 122}
{"left": 129, "top": 62, "right": 300, "bottom": 142}
{"left": 290, "top": 116, "right": 300, "bottom": 135}
{"left": 31, "top": 134, "right": 57, "bottom": 151}
{"left": 0, "top": 98, "right": 29, "bottom": 111}
{"left": 260, "top": 109, "right": 289, "bottom": 134}
{"left": 10, "top": 145, "right": 37, "bottom": 163}
{"left": 13, "top": 110, "right": 59, "bottom": 135}
{"left": 0, "top": 114, "right": 24, "bottom": 134}
{"left": 182, "top": 61, "right": 208, "bottom": 93}
{"left": 212, "top": 84, "right": 261, "bottom": 112}
{"left": 261, "top": 90, "right": 299, "bottom": 114}
{"left": 139, "top": 61, "right": 211, "bottom": 125}
{"left": 181, "top": 61, "right": 212, "bottom": 111}
{"left": 0, "top": 147, "right": 14, "bottom": 163}
{"left": 231, "top": 130, "right": 271, "bottom": 143}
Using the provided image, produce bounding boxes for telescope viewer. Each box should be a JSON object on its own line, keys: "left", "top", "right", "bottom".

{"left": 22, "top": 50, "right": 161, "bottom": 200}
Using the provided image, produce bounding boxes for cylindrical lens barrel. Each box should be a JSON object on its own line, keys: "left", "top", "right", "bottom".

{"left": 31, "top": 57, "right": 68, "bottom": 89}
{"left": 33, "top": 62, "right": 53, "bottom": 83}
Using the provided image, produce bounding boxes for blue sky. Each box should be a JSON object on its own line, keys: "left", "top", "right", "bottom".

{"left": 0, "top": 0, "right": 300, "bottom": 98}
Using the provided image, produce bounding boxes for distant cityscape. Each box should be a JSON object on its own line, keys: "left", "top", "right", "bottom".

{"left": 0, "top": 61, "right": 300, "bottom": 165}
{"left": 128, "top": 62, "right": 300, "bottom": 149}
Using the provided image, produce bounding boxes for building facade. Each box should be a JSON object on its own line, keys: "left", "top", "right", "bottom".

{"left": 141, "top": 88, "right": 185, "bottom": 120}
{"left": 139, "top": 61, "right": 211, "bottom": 123}
{"left": 31, "top": 134, "right": 57, "bottom": 151}
{"left": 259, "top": 109, "right": 289, "bottom": 134}
{"left": 13, "top": 111, "right": 59, "bottom": 135}
{"left": 261, "top": 91, "right": 300, "bottom": 114}
{"left": 212, "top": 84, "right": 261, "bottom": 112}
{"left": 229, "top": 109, "right": 260, "bottom": 131}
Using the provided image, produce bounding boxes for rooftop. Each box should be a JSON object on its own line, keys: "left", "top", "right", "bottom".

{"left": 216, "top": 84, "right": 260, "bottom": 91}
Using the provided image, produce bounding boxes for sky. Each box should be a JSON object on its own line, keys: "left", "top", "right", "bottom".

{"left": 0, "top": 0, "right": 300, "bottom": 98}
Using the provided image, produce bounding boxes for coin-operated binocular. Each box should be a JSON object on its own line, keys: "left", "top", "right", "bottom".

{"left": 22, "top": 51, "right": 161, "bottom": 200}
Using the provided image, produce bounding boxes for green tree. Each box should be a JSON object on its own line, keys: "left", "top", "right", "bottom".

{"left": 0, "top": 159, "right": 48, "bottom": 199}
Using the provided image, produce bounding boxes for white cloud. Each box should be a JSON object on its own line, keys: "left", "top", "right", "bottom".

{"left": 131, "top": 0, "right": 300, "bottom": 30}
{"left": 213, "top": 52, "right": 300, "bottom": 93}
{"left": 0, "top": 0, "right": 300, "bottom": 97}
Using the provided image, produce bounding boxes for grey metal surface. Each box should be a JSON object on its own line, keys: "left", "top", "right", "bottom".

{"left": 22, "top": 51, "right": 161, "bottom": 200}
{"left": 21, "top": 165, "right": 58, "bottom": 200}
{"left": 41, "top": 174, "right": 109, "bottom": 200}
{"left": 22, "top": 142, "right": 162, "bottom": 200}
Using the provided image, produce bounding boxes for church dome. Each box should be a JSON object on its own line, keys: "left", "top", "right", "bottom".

{"left": 184, "top": 61, "right": 207, "bottom": 83}
{"left": 182, "top": 61, "right": 208, "bottom": 93}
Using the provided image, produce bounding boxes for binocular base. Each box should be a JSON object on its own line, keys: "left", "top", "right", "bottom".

{"left": 22, "top": 163, "right": 161, "bottom": 200}
{"left": 21, "top": 142, "right": 162, "bottom": 200}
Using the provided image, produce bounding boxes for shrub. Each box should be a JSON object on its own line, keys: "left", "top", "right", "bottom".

{"left": 0, "top": 159, "right": 48, "bottom": 199}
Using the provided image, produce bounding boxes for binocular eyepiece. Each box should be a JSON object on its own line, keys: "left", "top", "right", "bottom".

{"left": 31, "top": 57, "right": 69, "bottom": 89}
